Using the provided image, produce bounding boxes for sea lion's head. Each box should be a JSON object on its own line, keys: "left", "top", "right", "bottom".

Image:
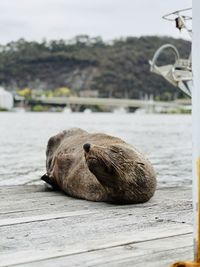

{"left": 84, "top": 143, "right": 121, "bottom": 189}
{"left": 83, "top": 143, "right": 156, "bottom": 203}
{"left": 83, "top": 143, "right": 138, "bottom": 185}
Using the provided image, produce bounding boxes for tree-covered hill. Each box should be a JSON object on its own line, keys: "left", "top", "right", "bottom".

{"left": 0, "top": 36, "right": 191, "bottom": 100}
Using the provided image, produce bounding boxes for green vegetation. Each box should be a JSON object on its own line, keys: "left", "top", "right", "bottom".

{"left": 31, "top": 105, "right": 49, "bottom": 112}
{"left": 167, "top": 108, "right": 191, "bottom": 114}
{"left": 0, "top": 36, "right": 191, "bottom": 100}
{"left": 54, "top": 87, "right": 74, "bottom": 97}
{"left": 17, "top": 88, "right": 32, "bottom": 98}
{"left": 31, "top": 105, "right": 63, "bottom": 112}
{"left": 0, "top": 107, "right": 8, "bottom": 111}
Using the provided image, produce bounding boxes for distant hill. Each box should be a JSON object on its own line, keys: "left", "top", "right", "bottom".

{"left": 0, "top": 36, "right": 191, "bottom": 100}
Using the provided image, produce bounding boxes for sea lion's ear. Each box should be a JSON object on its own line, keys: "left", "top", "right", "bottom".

{"left": 41, "top": 174, "right": 59, "bottom": 189}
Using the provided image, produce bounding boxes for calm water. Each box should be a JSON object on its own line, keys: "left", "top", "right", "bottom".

{"left": 0, "top": 112, "right": 192, "bottom": 187}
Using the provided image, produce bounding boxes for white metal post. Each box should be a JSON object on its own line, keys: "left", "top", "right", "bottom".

{"left": 171, "top": 2, "right": 200, "bottom": 266}
{"left": 192, "top": 0, "right": 200, "bottom": 262}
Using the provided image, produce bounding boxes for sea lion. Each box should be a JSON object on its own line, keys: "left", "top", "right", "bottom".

{"left": 42, "top": 128, "right": 156, "bottom": 204}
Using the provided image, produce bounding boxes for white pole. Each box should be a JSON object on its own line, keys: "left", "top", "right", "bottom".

{"left": 171, "top": 2, "right": 200, "bottom": 266}
{"left": 192, "top": 0, "right": 200, "bottom": 261}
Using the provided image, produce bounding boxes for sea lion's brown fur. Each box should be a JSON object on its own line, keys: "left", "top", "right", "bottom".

{"left": 42, "top": 128, "right": 156, "bottom": 204}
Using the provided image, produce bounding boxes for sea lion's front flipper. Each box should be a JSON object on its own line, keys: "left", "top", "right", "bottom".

{"left": 41, "top": 173, "right": 59, "bottom": 190}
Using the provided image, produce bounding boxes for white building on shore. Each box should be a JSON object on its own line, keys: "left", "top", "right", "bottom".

{"left": 0, "top": 87, "right": 13, "bottom": 110}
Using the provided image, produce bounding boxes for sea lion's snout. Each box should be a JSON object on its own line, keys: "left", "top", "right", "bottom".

{"left": 83, "top": 143, "right": 91, "bottom": 153}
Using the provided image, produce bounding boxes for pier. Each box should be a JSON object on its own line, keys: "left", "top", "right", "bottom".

{"left": 0, "top": 184, "right": 193, "bottom": 266}
{"left": 28, "top": 96, "right": 190, "bottom": 109}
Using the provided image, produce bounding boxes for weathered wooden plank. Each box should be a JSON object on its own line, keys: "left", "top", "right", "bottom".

{"left": 0, "top": 185, "right": 191, "bottom": 201}
{"left": 0, "top": 185, "right": 193, "bottom": 266}
{"left": 0, "top": 201, "right": 193, "bottom": 226}
{"left": 0, "top": 187, "right": 193, "bottom": 227}
{"left": 0, "top": 185, "right": 48, "bottom": 196}
{"left": 0, "top": 185, "right": 60, "bottom": 200}
{"left": 0, "top": 226, "right": 192, "bottom": 266}
{"left": 12, "top": 234, "right": 192, "bottom": 267}
{"left": 0, "top": 210, "right": 96, "bottom": 227}
{"left": 0, "top": 186, "right": 192, "bottom": 222}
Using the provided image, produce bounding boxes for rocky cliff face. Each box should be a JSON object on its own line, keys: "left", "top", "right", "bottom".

{"left": 23, "top": 61, "right": 98, "bottom": 92}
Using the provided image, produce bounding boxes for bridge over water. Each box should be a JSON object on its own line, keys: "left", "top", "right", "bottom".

{"left": 29, "top": 96, "right": 190, "bottom": 110}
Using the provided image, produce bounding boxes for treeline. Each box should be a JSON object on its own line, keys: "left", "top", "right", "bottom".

{"left": 0, "top": 35, "right": 191, "bottom": 100}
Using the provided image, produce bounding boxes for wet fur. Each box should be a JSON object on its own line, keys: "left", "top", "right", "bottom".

{"left": 42, "top": 128, "right": 157, "bottom": 204}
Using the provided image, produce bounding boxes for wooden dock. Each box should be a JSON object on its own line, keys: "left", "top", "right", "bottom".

{"left": 0, "top": 185, "right": 194, "bottom": 266}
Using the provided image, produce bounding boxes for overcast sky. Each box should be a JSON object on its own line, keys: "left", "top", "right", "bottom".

{"left": 0, "top": 0, "right": 192, "bottom": 44}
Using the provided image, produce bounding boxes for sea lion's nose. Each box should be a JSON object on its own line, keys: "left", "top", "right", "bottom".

{"left": 83, "top": 143, "right": 91, "bottom": 153}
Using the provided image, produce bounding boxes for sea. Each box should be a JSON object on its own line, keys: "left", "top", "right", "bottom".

{"left": 0, "top": 112, "right": 192, "bottom": 187}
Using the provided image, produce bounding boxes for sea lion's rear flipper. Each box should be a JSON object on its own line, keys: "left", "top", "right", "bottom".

{"left": 41, "top": 173, "right": 59, "bottom": 190}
